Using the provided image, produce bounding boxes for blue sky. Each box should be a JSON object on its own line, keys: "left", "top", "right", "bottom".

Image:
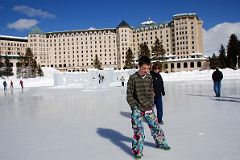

{"left": 0, "top": 0, "right": 240, "bottom": 37}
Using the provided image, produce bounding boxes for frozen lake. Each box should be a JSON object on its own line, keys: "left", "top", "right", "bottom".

{"left": 0, "top": 79, "right": 240, "bottom": 160}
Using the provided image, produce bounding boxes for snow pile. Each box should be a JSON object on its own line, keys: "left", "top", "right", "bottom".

{"left": 1, "top": 67, "right": 59, "bottom": 89}
{"left": 42, "top": 67, "right": 60, "bottom": 79}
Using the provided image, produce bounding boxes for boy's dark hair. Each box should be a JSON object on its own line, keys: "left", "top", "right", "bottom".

{"left": 138, "top": 56, "right": 151, "bottom": 66}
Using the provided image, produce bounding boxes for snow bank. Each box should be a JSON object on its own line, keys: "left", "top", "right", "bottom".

{"left": 162, "top": 68, "right": 240, "bottom": 81}
{"left": 1, "top": 68, "right": 239, "bottom": 89}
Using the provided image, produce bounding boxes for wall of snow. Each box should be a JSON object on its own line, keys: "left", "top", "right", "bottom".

{"left": 53, "top": 68, "right": 137, "bottom": 88}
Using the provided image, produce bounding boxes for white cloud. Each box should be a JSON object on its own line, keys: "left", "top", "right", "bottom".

{"left": 88, "top": 27, "right": 96, "bottom": 30}
{"left": 7, "top": 19, "right": 38, "bottom": 30}
{"left": 203, "top": 22, "right": 240, "bottom": 57}
{"left": 13, "top": 5, "right": 56, "bottom": 19}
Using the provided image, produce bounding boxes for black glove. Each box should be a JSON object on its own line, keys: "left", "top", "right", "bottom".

{"left": 162, "top": 91, "right": 165, "bottom": 96}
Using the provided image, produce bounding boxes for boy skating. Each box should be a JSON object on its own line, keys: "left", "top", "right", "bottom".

{"left": 126, "top": 56, "right": 170, "bottom": 159}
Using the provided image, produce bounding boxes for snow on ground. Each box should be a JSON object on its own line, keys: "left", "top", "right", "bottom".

{"left": 0, "top": 67, "right": 58, "bottom": 89}
{"left": 0, "top": 79, "right": 240, "bottom": 160}
{"left": 162, "top": 68, "right": 240, "bottom": 81}
{"left": 0, "top": 67, "right": 240, "bottom": 159}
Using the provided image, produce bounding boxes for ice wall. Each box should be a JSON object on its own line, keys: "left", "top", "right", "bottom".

{"left": 53, "top": 68, "right": 137, "bottom": 88}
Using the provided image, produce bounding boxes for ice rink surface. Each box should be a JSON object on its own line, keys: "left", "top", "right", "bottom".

{"left": 0, "top": 79, "right": 240, "bottom": 160}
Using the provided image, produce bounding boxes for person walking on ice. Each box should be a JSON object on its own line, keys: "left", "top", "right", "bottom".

{"left": 126, "top": 56, "right": 171, "bottom": 159}
{"left": 3, "top": 80, "right": 7, "bottom": 92}
{"left": 212, "top": 68, "right": 223, "bottom": 97}
{"left": 120, "top": 76, "right": 125, "bottom": 87}
{"left": 19, "top": 79, "right": 24, "bottom": 89}
{"left": 10, "top": 80, "right": 13, "bottom": 88}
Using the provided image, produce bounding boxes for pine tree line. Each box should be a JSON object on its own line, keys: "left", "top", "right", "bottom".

{"left": 94, "top": 34, "right": 240, "bottom": 71}
{"left": 124, "top": 38, "right": 166, "bottom": 70}
{"left": 209, "top": 34, "right": 240, "bottom": 69}
{"left": 91, "top": 38, "right": 166, "bottom": 70}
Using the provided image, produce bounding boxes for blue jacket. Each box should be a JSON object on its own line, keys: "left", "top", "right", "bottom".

{"left": 150, "top": 71, "right": 165, "bottom": 97}
{"left": 3, "top": 81, "right": 7, "bottom": 87}
{"left": 212, "top": 70, "right": 223, "bottom": 82}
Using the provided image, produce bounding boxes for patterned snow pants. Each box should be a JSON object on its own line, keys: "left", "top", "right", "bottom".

{"left": 131, "top": 108, "right": 166, "bottom": 155}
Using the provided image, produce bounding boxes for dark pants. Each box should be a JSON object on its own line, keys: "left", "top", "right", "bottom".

{"left": 154, "top": 96, "right": 163, "bottom": 123}
{"left": 121, "top": 82, "right": 124, "bottom": 87}
{"left": 214, "top": 81, "right": 221, "bottom": 97}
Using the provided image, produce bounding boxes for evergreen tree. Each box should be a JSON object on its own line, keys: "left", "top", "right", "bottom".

{"left": 25, "top": 47, "right": 34, "bottom": 58}
{"left": 17, "top": 55, "right": 25, "bottom": 78}
{"left": 124, "top": 48, "right": 135, "bottom": 69}
{"left": 29, "top": 58, "right": 38, "bottom": 78}
{"left": 4, "top": 57, "right": 13, "bottom": 77}
{"left": 0, "top": 57, "right": 3, "bottom": 67}
{"left": 218, "top": 44, "right": 227, "bottom": 69}
{"left": 226, "top": 34, "right": 240, "bottom": 69}
{"left": 25, "top": 47, "right": 33, "bottom": 67}
{"left": 94, "top": 54, "right": 102, "bottom": 70}
{"left": 151, "top": 38, "right": 166, "bottom": 61}
{"left": 16, "top": 62, "right": 22, "bottom": 78}
{"left": 139, "top": 42, "right": 150, "bottom": 58}
{"left": 37, "top": 64, "right": 44, "bottom": 77}
{"left": 209, "top": 53, "right": 220, "bottom": 69}
{"left": 238, "top": 40, "right": 240, "bottom": 68}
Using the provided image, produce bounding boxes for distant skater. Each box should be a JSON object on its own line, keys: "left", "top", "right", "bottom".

{"left": 120, "top": 76, "right": 125, "bottom": 87}
{"left": 98, "top": 74, "right": 101, "bottom": 84}
{"left": 10, "top": 80, "right": 13, "bottom": 88}
{"left": 3, "top": 80, "right": 7, "bottom": 91}
{"left": 19, "top": 80, "right": 24, "bottom": 89}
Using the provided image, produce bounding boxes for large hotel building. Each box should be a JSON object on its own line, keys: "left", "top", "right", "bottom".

{"left": 0, "top": 13, "right": 208, "bottom": 72}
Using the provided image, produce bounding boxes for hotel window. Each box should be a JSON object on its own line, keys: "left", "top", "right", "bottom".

{"left": 190, "top": 62, "right": 194, "bottom": 68}
{"left": 197, "top": 62, "right": 201, "bottom": 67}
{"left": 184, "top": 62, "right": 188, "bottom": 68}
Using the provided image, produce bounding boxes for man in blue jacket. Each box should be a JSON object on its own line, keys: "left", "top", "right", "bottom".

{"left": 3, "top": 80, "right": 7, "bottom": 91}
